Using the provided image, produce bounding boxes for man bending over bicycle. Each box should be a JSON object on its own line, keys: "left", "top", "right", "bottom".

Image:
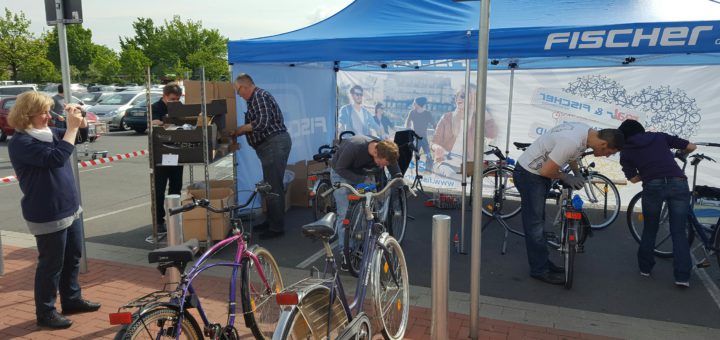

{"left": 330, "top": 135, "right": 401, "bottom": 271}
{"left": 618, "top": 119, "right": 697, "bottom": 288}
{"left": 513, "top": 122, "right": 624, "bottom": 285}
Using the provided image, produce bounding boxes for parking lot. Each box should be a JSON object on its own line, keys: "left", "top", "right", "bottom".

{"left": 1, "top": 131, "right": 719, "bottom": 332}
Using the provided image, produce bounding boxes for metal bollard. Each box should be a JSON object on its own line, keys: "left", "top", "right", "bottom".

{"left": 165, "top": 194, "right": 183, "bottom": 289}
{"left": 431, "top": 214, "right": 450, "bottom": 340}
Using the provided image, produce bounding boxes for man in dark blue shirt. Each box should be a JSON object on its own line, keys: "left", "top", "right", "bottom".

{"left": 233, "top": 74, "right": 292, "bottom": 239}
{"left": 147, "top": 83, "right": 183, "bottom": 243}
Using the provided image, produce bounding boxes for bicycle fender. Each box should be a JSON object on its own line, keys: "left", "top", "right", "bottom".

{"left": 136, "top": 302, "right": 183, "bottom": 317}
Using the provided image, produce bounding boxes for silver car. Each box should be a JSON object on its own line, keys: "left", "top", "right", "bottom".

{"left": 87, "top": 91, "right": 162, "bottom": 131}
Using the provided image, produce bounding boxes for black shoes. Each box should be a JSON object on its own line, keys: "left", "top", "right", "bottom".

{"left": 548, "top": 261, "right": 565, "bottom": 274}
{"left": 62, "top": 299, "right": 101, "bottom": 315}
{"left": 531, "top": 272, "right": 566, "bottom": 285}
{"left": 339, "top": 254, "right": 350, "bottom": 272}
{"left": 258, "top": 230, "right": 284, "bottom": 240}
{"left": 37, "top": 311, "right": 73, "bottom": 329}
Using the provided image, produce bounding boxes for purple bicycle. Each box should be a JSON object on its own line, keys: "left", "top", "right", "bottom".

{"left": 110, "top": 182, "right": 283, "bottom": 339}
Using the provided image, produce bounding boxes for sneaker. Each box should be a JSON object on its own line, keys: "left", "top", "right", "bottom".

{"left": 640, "top": 271, "right": 651, "bottom": 277}
{"left": 339, "top": 255, "right": 350, "bottom": 272}
{"left": 675, "top": 281, "right": 690, "bottom": 288}
{"left": 144, "top": 232, "right": 167, "bottom": 244}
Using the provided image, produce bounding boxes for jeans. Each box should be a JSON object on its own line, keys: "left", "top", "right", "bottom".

{"left": 154, "top": 165, "right": 184, "bottom": 230}
{"left": 255, "top": 131, "right": 292, "bottom": 232}
{"left": 34, "top": 218, "right": 83, "bottom": 318}
{"left": 513, "top": 165, "right": 553, "bottom": 276}
{"left": 331, "top": 168, "right": 352, "bottom": 252}
{"left": 640, "top": 177, "right": 692, "bottom": 282}
{"left": 416, "top": 136, "right": 433, "bottom": 170}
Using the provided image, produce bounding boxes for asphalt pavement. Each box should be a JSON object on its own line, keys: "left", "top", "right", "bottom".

{"left": 1, "top": 131, "right": 719, "bottom": 335}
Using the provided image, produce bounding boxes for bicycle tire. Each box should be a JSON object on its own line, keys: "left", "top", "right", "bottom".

{"left": 117, "top": 307, "right": 202, "bottom": 340}
{"left": 575, "top": 173, "right": 620, "bottom": 229}
{"left": 387, "top": 187, "right": 407, "bottom": 244}
{"left": 626, "top": 192, "right": 695, "bottom": 258}
{"left": 276, "top": 306, "right": 312, "bottom": 339}
{"left": 480, "top": 166, "right": 521, "bottom": 219}
{"left": 241, "top": 246, "right": 284, "bottom": 340}
{"left": 563, "top": 222, "right": 576, "bottom": 290}
{"left": 373, "top": 236, "right": 410, "bottom": 340}
{"left": 312, "top": 179, "right": 335, "bottom": 221}
{"left": 345, "top": 202, "right": 368, "bottom": 278}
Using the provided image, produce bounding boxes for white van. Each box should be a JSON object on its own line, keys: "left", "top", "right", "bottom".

{"left": 0, "top": 84, "right": 37, "bottom": 95}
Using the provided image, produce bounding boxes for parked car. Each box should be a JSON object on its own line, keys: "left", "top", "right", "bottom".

{"left": 0, "top": 84, "right": 37, "bottom": 96}
{"left": 0, "top": 95, "right": 17, "bottom": 142}
{"left": 86, "top": 91, "right": 161, "bottom": 131}
{"left": 77, "top": 92, "right": 113, "bottom": 106}
{"left": 41, "top": 83, "right": 87, "bottom": 94}
{"left": 123, "top": 96, "right": 161, "bottom": 134}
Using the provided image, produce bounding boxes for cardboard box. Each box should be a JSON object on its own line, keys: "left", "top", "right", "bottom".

{"left": 182, "top": 187, "right": 233, "bottom": 241}
{"left": 184, "top": 80, "right": 237, "bottom": 137}
{"left": 152, "top": 125, "right": 217, "bottom": 164}
{"left": 287, "top": 160, "right": 309, "bottom": 208}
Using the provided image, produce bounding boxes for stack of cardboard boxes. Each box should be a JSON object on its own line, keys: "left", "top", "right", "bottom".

{"left": 182, "top": 180, "right": 235, "bottom": 241}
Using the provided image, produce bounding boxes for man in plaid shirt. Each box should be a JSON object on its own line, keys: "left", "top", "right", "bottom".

{"left": 233, "top": 74, "right": 292, "bottom": 239}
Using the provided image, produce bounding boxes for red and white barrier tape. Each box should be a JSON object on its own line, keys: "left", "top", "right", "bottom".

{"left": 1, "top": 149, "right": 148, "bottom": 184}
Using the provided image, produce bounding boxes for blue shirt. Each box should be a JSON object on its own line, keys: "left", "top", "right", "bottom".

{"left": 244, "top": 87, "right": 287, "bottom": 148}
{"left": 619, "top": 132, "right": 689, "bottom": 182}
{"left": 8, "top": 128, "right": 80, "bottom": 227}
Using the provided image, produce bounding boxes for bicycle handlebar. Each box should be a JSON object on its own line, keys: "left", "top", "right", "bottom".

{"left": 168, "top": 181, "right": 272, "bottom": 215}
{"left": 695, "top": 142, "right": 720, "bottom": 147}
{"left": 320, "top": 177, "right": 416, "bottom": 199}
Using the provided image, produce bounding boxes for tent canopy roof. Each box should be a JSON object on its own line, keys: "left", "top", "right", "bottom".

{"left": 227, "top": 0, "right": 720, "bottom": 64}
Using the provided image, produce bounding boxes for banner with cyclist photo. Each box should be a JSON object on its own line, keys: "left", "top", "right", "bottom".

{"left": 338, "top": 66, "right": 720, "bottom": 208}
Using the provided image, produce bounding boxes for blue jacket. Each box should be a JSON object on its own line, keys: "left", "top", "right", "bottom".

{"left": 619, "top": 132, "right": 689, "bottom": 182}
{"left": 8, "top": 128, "right": 80, "bottom": 223}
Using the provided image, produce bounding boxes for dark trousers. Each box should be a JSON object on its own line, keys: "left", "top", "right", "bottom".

{"left": 154, "top": 165, "right": 184, "bottom": 229}
{"left": 34, "top": 218, "right": 83, "bottom": 318}
{"left": 640, "top": 177, "right": 692, "bottom": 282}
{"left": 417, "top": 136, "right": 433, "bottom": 169}
{"left": 255, "top": 131, "right": 292, "bottom": 232}
{"left": 513, "top": 165, "right": 553, "bottom": 276}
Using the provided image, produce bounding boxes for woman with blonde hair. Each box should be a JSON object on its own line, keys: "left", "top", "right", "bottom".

{"left": 8, "top": 91, "right": 100, "bottom": 329}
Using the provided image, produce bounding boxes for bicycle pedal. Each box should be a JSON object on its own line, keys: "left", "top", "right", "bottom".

{"left": 696, "top": 260, "right": 711, "bottom": 268}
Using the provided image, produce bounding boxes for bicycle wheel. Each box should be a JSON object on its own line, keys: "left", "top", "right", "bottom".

{"left": 626, "top": 192, "right": 695, "bottom": 258}
{"left": 387, "top": 187, "right": 407, "bottom": 244}
{"left": 575, "top": 173, "right": 620, "bottom": 229}
{"left": 277, "top": 306, "right": 312, "bottom": 340}
{"left": 312, "top": 179, "right": 335, "bottom": 221}
{"left": 345, "top": 202, "right": 368, "bottom": 277}
{"left": 241, "top": 246, "right": 284, "bottom": 339}
{"left": 373, "top": 237, "right": 409, "bottom": 340}
{"left": 117, "top": 307, "right": 202, "bottom": 340}
{"left": 480, "top": 166, "right": 521, "bottom": 219}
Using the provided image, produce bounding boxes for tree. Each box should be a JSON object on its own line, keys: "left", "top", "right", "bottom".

{"left": 0, "top": 8, "right": 44, "bottom": 82}
{"left": 46, "top": 24, "right": 95, "bottom": 73}
{"left": 20, "top": 39, "right": 61, "bottom": 83}
{"left": 120, "top": 16, "right": 228, "bottom": 81}
{"left": 87, "top": 45, "right": 120, "bottom": 84}
{"left": 119, "top": 45, "right": 151, "bottom": 84}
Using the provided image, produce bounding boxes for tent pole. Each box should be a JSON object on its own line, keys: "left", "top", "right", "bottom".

{"left": 470, "top": 0, "right": 491, "bottom": 338}
{"left": 459, "top": 60, "right": 471, "bottom": 254}
{"left": 504, "top": 63, "right": 516, "bottom": 156}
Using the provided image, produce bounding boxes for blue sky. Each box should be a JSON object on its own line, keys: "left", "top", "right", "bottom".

{"left": 0, "top": 0, "right": 353, "bottom": 51}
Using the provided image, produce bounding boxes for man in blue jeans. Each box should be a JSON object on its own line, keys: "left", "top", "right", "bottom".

{"left": 618, "top": 119, "right": 696, "bottom": 287}
{"left": 513, "top": 122, "right": 624, "bottom": 285}
{"left": 331, "top": 135, "right": 401, "bottom": 270}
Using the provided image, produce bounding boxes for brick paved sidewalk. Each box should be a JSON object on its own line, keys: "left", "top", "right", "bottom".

{"left": 0, "top": 245, "right": 614, "bottom": 339}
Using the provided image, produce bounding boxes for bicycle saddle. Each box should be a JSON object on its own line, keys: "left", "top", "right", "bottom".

{"left": 313, "top": 152, "right": 333, "bottom": 162}
{"left": 514, "top": 142, "right": 531, "bottom": 150}
{"left": 148, "top": 239, "right": 199, "bottom": 264}
{"left": 301, "top": 212, "right": 337, "bottom": 240}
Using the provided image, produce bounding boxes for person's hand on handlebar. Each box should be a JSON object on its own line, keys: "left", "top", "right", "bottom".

{"left": 560, "top": 173, "right": 585, "bottom": 190}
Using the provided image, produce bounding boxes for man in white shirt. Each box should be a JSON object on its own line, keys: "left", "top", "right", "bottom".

{"left": 513, "top": 121, "right": 624, "bottom": 285}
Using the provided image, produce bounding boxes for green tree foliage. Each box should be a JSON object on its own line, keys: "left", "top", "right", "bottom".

{"left": 0, "top": 8, "right": 45, "bottom": 82}
{"left": 20, "top": 39, "right": 61, "bottom": 83}
{"left": 87, "top": 45, "right": 121, "bottom": 84}
{"left": 46, "top": 24, "right": 95, "bottom": 73}
{"left": 119, "top": 45, "right": 151, "bottom": 84}
{"left": 121, "top": 16, "right": 228, "bottom": 81}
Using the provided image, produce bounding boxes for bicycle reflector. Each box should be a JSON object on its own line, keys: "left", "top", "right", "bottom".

{"left": 276, "top": 292, "right": 299, "bottom": 305}
{"left": 565, "top": 211, "right": 583, "bottom": 220}
{"left": 307, "top": 175, "right": 318, "bottom": 181}
{"left": 108, "top": 312, "right": 133, "bottom": 325}
{"left": 347, "top": 194, "right": 362, "bottom": 201}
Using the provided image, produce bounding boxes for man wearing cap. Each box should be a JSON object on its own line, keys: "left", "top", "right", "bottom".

{"left": 405, "top": 96, "right": 435, "bottom": 170}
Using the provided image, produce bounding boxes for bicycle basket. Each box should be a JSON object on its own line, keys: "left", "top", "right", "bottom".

{"left": 432, "top": 192, "right": 462, "bottom": 209}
